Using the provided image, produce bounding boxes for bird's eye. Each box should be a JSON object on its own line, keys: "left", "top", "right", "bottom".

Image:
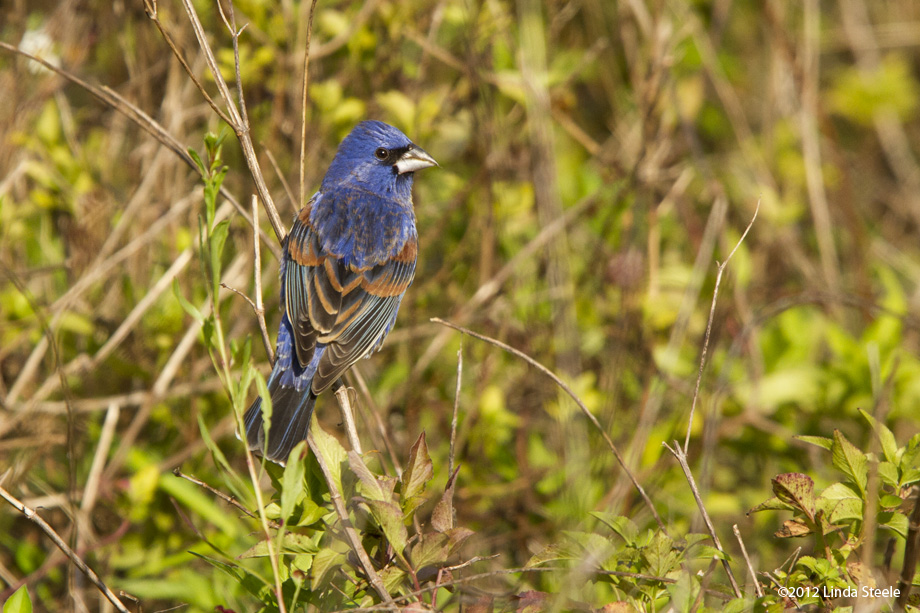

{"left": 374, "top": 147, "right": 389, "bottom": 161}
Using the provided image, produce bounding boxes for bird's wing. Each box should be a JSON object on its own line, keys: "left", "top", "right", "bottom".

{"left": 284, "top": 199, "right": 417, "bottom": 395}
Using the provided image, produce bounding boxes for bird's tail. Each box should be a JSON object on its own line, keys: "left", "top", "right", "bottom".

{"left": 244, "top": 376, "right": 317, "bottom": 465}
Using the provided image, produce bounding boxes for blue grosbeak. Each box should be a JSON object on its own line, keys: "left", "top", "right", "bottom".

{"left": 244, "top": 121, "right": 437, "bottom": 463}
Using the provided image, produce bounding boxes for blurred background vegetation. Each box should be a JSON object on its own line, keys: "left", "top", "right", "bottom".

{"left": 2, "top": 0, "right": 920, "bottom": 610}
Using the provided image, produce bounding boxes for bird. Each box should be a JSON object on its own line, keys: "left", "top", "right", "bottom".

{"left": 243, "top": 120, "right": 438, "bottom": 464}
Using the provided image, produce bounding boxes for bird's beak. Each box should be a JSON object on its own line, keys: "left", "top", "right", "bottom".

{"left": 395, "top": 146, "right": 438, "bottom": 175}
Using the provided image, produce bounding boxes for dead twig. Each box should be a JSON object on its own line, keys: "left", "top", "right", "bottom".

{"left": 173, "top": 468, "right": 281, "bottom": 529}
{"left": 448, "top": 343, "right": 463, "bottom": 478}
{"left": 663, "top": 441, "right": 742, "bottom": 598}
{"left": 335, "top": 386, "right": 363, "bottom": 454}
{"left": 299, "top": 0, "right": 320, "bottom": 208}
{"left": 0, "top": 485, "right": 132, "bottom": 613}
{"left": 683, "top": 198, "right": 760, "bottom": 452}
{"left": 175, "top": 0, "right": 286, "bottom": 242}
{"left": 733, "top": 523, "right": 764, "bottom": 598}
{"left": 431, "top": 317, "right": 667, "bottom": 533}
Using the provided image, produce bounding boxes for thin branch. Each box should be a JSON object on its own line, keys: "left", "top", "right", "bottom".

{"left": 141, "top": 0, "right": 234, "bottom": 126}
{"left": 0, "top": 485, "right": 131, "bottom": 613}
{"left": 431, "top": 318, "right": 666, "bottom": 533}
{"left": 173, "top": 468, "right": 281, "bottom": 529}
{"left": 264, "top": 148, "right": 296, "bottom": 211}
{"left": 683, "top": 198, "right": 760, "bottom": 452}
{"left": 307, "top": 431, "right": 394, "bottom": 604}
{"left": 664, "top": 441, "right": 742, "bottom": 599}
{"left": 448, "top": 343, "right": 463, "bottom": 478}
{"left": 177, "top": 0, "right": 286, "bottom": 242}
{"left": 348, "top": 367, "right": 403, "bottom": 477}
{"left": 300, "top": 0, "right": 320, "bottom": 209}
{"left": 732, "top": 524, "right": 763, "bottom": 598}
{"left": 335, "top": 386, "right": 363, "bottom": 454}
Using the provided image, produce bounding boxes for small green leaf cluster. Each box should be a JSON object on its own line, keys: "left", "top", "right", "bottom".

{"left": 525, "top": 514, "right": 735, "bottom": 612}
{"left": 188, "top": 428, "right": 474, "bottom": 611}
{"left": 749, "top": 412, "right": 920, "bottom": 610}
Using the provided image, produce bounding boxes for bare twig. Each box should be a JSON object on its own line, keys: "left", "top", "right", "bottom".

{"left": 77, "top": 403, "right": 120, "bottom": 540}
{"left": 448, "top": 343, "right": 463, "bottom": 477}
{"left": 141, "top": 0, "right": 233, "bottom": 126}
{"left": 348, "top": 367, "right": 403, "bottom": 476}
{"left": 264, "top": 148, "right": 296, "bottom": 211}
{"left": 0, "top": 485, "right": 131, "bottom": 613}
{"left": 335, "top": 386, "right": 363, "bottom": 454}
{"left": 307, "top": 430, "right": 394, "bottom": 604}
{"left": 232, "top": 194, "right": 276, "bottom": 364}
{"left": 299, "top": 0, "right": 320, "bottom": 209}
{"left": 173, "top": 468, "right": 281, "bottom": 529}
{"left": 732, "top": 524, "right": 763, "bottom": 598}
{"left": 177, "top": 0, "right": 286, "bottom": 242}
{"left": 664, "top": 441, "right": 742, "bottom": 598}
{"left": 683, "top": 198, "right": 760, "bottom": 452}
{"left": 431, "top": 318, "right": 666, "bottom": 532}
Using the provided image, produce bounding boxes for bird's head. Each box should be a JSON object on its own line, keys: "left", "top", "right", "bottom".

{"left": 321, "top": 120, "right": 438, "bottom": 201}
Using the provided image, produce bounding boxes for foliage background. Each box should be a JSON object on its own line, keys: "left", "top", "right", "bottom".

{"left": 2, "top": 0, "right": 920, "bottom": 610}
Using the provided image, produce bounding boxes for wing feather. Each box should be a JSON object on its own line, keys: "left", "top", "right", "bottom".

{"left": 283, "top": 199, "right": 417, "bottom": 393}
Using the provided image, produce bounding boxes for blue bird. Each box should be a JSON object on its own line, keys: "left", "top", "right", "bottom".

{"left": 244, "top": 120, "right": 437, "bottom": 463}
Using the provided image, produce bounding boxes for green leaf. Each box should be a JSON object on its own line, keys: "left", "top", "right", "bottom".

{"left": 3, "top": 586, "right": 32, "bottom": 613}
{"left": 309, "top": 419, "right": 346, "bottom": 493}
{"left": 590, "top": 512, "right": 639, "bottom": 544}
{"left": 347, "top": 450, "right": 386, "bottom": 502}
{"left": 795, "top": 435, "right": 833, "bottom": 451}
{"left": 409, "top": 532, "right": 449, "bottom": 570}
{"left": 240, "top": 533, "right": 317, "bottom": 558}
{"left": 203, "top": 166, "right": 227, "bottom": 229}
{"left": 311, "top": 547, "right": 346, "bottom": 591}
{"left": 748, "top": 496, "right": 795, "bottom": 515}
{"left": 688, "top": 545, "right": 727, "bottom": 561}
{"left": 666, "top": 571, "right": 701, "bottom": 613}
{"left": 818, "top": 482, "right": 863, "bottom": 524}
{"left": 209, "top": 218, "right": 231, "bottom": 296}
{"left": 901, "top": 467, "right": 920, "bottom": 487}
{"left": 281, "top": 441, "right": 308, "bottom": 523}
{"left": 859, "top": 409, "right": 899, "bottom": 464}
{"left": 525, "top": 542, "right": 581, "bottom": 568}
{"left": 196, "top": 413, "right": 249, "bottom": 502}
{"left": 878, "top": 461, "right": 900, "bottom": 488}
{"left": 432, "top": 466, "right": 459, "bottom": 533}
{"left": 401, "top": 432, "right": 434, "bottom": 516}
{"left": 643, "top": 531, "right": 680, "bottom": 577}
{"left": 296, "top": 498, "right": 326, "bottom": 527}
{"left": 771, "top": 473, "right": 815, "bottom": 518}
{"left": 832, "top": 430, "right": 868, "bottom": 494}
{"left": 188, "top": 147, "right": 207, "bottom": 176}
{"left": 879, "top": 511, "right": 909, "bottom": 538}
{"left": 366, "top": 499, "right": 409, "bottom": 556}
{"left": 879, "top": 494, "right": 904, "bottom": 509}
{"left": 173, "top": 279, "right": 204, "bottom": 323}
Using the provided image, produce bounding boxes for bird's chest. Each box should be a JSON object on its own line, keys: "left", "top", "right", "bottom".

{"left": 312, "top": 190, "right": 415, "bottom": 268}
